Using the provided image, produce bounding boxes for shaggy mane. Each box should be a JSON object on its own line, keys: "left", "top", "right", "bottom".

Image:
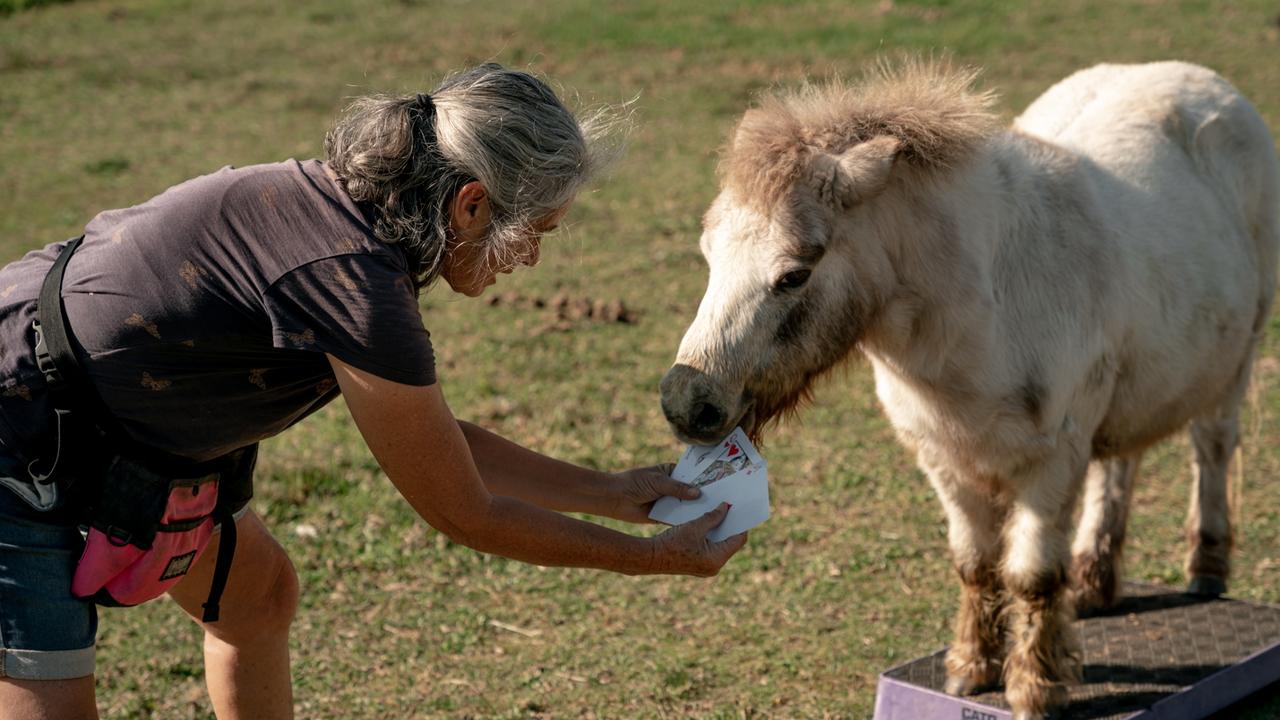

{"left": 720, "top": 58, "right": 999, "bottom": 210}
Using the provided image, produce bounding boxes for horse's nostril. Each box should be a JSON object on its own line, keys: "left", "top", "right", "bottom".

{"left": 661, "top": 399, "right": 680, "bottom": 426}
{"left": 691, "top": 401, "right": 726, "bottom": 432}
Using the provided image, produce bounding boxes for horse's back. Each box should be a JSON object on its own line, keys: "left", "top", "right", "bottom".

{"left": 1014, "top": 62, "right": 1277, "bottom": 243}
{"left": 1014, "top": 61, "right": 1277, "bottom": 297}
{"left": 1011, "top": 63, "right": 1279, "bottom": 454}
{"left": 1014, "top": 61, "right": 1262, "bottom": 163}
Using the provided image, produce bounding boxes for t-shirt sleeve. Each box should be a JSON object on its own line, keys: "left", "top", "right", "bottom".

{"left": 262, "top": 253, "right": 436, "bottom": 386}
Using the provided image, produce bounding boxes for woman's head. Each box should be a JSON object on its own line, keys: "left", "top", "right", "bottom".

{"left": 438, "top": 180, "right": 572, "bottom": 296}
{"left": 324, "top": 63, "right": 620, "bottom": 292}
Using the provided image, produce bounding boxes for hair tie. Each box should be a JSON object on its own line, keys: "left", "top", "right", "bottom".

{"left": 409, "top": 92, "right": 439, "bottom": 155}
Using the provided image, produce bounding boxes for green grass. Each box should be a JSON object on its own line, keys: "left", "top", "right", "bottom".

{"left": 4, "top": 0, "right": 1280, "bottom": 717}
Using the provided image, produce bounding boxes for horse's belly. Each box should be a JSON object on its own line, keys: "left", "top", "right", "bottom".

{"left": 1091, "top": 330, "right": 1254, "bottom": 457}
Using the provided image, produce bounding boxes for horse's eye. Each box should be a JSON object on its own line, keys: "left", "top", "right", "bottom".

{"left": 774, "top": 269, "right": 811, "bottom": 292}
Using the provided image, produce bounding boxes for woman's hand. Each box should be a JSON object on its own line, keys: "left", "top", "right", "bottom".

{"left": 607, "top": 464, "right": 701, "bottom": 524}
{"left": 649, "top": 503, "right": 748, "bottom": 576}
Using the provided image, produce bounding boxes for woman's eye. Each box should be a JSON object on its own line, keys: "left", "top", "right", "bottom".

{"left": 774, "top": 269, "right": 811, "bottom": 292}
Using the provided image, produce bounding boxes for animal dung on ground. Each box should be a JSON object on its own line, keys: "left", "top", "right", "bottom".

{"left": 485, "top": 292, "right": 637, "bottom": 324}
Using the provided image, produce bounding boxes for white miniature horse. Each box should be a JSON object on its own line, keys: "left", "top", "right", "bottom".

{"left": 660, "top": 61, "right": 1278, "bottom": 719}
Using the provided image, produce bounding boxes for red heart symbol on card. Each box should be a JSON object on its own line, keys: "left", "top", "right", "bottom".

{"left": 726, "top": 443, "right": 739, "bottom": 457}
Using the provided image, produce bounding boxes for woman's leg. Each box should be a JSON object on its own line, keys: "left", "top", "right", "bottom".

{"left": 0, "top": 677, "right": 98, "bottom": 720}
{"left": 0, "top": 486, "right": 100, "bottom": 719}
{"left": 167, "top": 509, "right": 298, "bottom": 720}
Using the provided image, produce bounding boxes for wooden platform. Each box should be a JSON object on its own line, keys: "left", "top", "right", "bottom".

{"left": 873, "top": 583, "right": 1280, "bottom": 720}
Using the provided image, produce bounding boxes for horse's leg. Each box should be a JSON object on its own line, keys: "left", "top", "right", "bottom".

{"left": 1070, "top": 454, "right": 1142, "bottom": 614}
{"left": 1002, "top": 449, "right": 1087, "bottom": 720}
{"left": 928, "top": 466, "right": 1008, "bottom": 696}
{"left": 1185, "top": 348, "right": 1254, "bottom": 596}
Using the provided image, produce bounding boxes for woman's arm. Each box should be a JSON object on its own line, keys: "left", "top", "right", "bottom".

{"left": 327, "top": 355, "right": 744, "bottom": 576}
{"left": 457, "top": 420, "right": 698, "bottom": 521}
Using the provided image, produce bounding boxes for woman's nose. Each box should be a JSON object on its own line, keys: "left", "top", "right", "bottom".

{"left": 521, "top": 241, "right": 541, "bottom": 267}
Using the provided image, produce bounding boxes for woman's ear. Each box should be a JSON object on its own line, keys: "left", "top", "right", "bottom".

{"left": 449, "top": 181, "right": 491, "bottom": 236}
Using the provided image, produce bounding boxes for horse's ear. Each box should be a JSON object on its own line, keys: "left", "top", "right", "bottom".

{"left": 811, "top": 136, "right": 901, "bottom": 209}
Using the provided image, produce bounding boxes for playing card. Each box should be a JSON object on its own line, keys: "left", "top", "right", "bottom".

{"left": 671, "top": 441, "right": 718, "bottom": 483}
{"left": 706, "top": 462, "right": 769, "bottom": 542}
{"left": 651, "top": 427, "right": 771, "bottom": 540}
{"left": 671, "top": 427, "right": 763, "bottom": 483}
{"left": 650, "top": 462, "right": 769, "bottom": 541}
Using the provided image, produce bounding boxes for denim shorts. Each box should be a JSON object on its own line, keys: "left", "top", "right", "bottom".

{"left": 0, "top": 485, "right": 97, "bottom": 680}
{"left": 0, "top": 442, "right": 253, "bottom": 682}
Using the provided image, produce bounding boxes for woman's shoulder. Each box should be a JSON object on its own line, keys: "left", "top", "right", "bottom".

{"left": 124, "top": 160, "right": 327, "bottom": 232}
{"left": 217, "top": 160, "right": 409, "bottom": 277}
{"left": 211, "top": 159, "right": 325, "bottom": 207}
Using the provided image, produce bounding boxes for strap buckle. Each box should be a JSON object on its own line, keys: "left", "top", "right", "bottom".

{"left": 31, "top": 320, "right": 63, "bottom": 388}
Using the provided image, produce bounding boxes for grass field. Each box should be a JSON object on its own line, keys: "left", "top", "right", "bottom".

{"left": 3, "top": 1, "right": 1280, "bottom": 718}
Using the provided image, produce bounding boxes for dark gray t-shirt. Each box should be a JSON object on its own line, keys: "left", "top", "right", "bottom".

{"left": 0, "top": 159, "right": 435, "bottom": 464}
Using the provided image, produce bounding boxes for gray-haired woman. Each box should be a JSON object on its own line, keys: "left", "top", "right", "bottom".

{"left": 0, "top": 64, "right": 745, "bottom": 719}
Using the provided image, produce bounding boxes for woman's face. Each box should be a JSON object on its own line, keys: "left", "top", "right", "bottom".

{"left": 441, "top": 182, "right": 572, "bottom": 297}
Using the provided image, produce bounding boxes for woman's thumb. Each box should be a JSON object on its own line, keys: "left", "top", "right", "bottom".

{"left": 660, "top": 476, "right": 701, "bottom": 500}
{"left": 694, "top": 502, "right": 731, "bottom": 530}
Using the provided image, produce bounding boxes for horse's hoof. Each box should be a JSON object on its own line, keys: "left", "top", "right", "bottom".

{"left": 943, "top": 675, "right": 972, "bottom": 696}
{"left": 944, "top": 674, "right": 996, "bottom": 697}
{"left": 1188, "top": 575, "right": 1227, "bottom": 597}
{"left": 1071, "top": 586, "right": 1113, "bottom": 618}
{"left": 1011, "top": 709, "right": 1064, "bottom": 720}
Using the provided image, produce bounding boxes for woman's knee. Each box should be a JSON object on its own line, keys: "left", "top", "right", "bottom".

{"left": 250, "top": 551, "right": 300, "bottom": 634}
{"left": 210, "top": 549, "right": 300, "bottom": 641}
{"left": 172, "top": 512, "right": 302, "bottom": 643}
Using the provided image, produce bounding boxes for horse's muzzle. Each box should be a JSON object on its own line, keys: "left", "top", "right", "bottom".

{"left": 659, "top": 363, "right": 749, "bottom": 445}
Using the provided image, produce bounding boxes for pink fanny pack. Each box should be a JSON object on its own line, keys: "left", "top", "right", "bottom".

{"left": 70, "top": 449, "right": 253, "bottom": 622}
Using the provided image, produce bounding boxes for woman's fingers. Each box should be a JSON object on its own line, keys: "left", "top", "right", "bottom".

{"left": 655, "top": 474, "right": 701, "bottom": 500}
{"left": 649, "top": 502, "right": 749, "bottom": 576}
{"left": 627, "top": 465, "right": 699, "bottom": 502}
{"left": 688, "top": 502, "right": 731, "bottom": 533}
{"left": 713, "top": 532, "right": 749, "bottom": 561}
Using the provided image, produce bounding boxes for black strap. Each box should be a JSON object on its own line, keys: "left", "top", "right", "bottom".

{"left": 34, "top": 237, "right": 82, "bottom": 391}
{"left": 33, "top": 237, "right": 206, "bottom": 471}
{"left": 34, "top": 237, "right": 242, "bottom": 617}
{"left": 28, "top": 236, "right": 87, "bottom": 484}
{"left": 201, "top": 505, "right": 237, "bottom": 623}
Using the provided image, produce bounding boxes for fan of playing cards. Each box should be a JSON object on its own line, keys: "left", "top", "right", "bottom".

{"left": 648, "top": 427, "right": 770, "bottom": 541}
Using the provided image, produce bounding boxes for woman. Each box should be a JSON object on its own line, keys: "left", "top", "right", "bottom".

{"left": 0, "top": 64, "right": 746, "bottom": 719}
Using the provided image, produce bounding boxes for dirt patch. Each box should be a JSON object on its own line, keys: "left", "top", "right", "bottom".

{"left": 486, "top": 292, "right": 638, "bottom": 330}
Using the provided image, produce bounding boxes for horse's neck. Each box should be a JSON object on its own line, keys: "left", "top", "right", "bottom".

{"left": 862, "top": 134, "right": 1053, "bottom": 388}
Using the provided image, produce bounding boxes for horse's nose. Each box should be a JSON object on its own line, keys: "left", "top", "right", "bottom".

{"left": 690, "top": 401, "right": 727, "bottom": 435}
{"left": 660, "top": 363, "right": 734, "bottom": 443}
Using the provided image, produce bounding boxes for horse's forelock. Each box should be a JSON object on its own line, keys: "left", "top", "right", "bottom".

{"left": 720, "top": 58, "right": 999, "bottom": 213}
{"left": 718, "top": 105, "right": 808, "bottom": 214}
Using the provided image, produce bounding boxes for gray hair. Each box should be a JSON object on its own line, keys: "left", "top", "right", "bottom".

{"left": 324, "top": 63, "right": 624, "bottom": 290}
